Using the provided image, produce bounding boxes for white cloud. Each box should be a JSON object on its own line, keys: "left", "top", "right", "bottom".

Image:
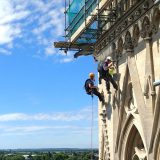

{"left": 0, "top": 25, "right": 15, "bottom": 44}
{"left": 45, "top": 47, "right": 56, "bottom": 56}
{"left": 0, "top": 48, "right": 11, "bottom": 55}
{"left": 0, "top": 0, "right": 73, "bottom": 63}
{"left": 0, "top": 0, "right": 30, "bottom": 45}
{"left": 0, "top": 107, "right": 97, "bottom": 122}
{"left": 0, "top": 125, "right": 98, "bottom": 137}
{"left": 4, "top": 125, "right": 52, "bottom": 132}
{"left": 31, "top": 1, "right": 64, "bottom": 36}
{"left": 60, "top": 57, "right": 74, "bottom": 63}
{"left": 0, "top": 112, "right": 83, "bottom": 122}
{"left": 0, "top": 10, "right": 30, "bottom": 25}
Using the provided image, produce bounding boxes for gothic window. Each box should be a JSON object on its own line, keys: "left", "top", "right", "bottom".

{"left": 124, "top": 125, "right": 147, "bottom": 160}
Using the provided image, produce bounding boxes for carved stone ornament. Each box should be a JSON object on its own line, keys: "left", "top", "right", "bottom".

{"left": 135, "top": 8, "right": 141, "bottom": 18}
{"left": 152, "top": 8, "right": 160, "bottom": 34}
{"left": 140, "top": 16, "right": 152, "bottom": 38}
{"left": 152, "top": 24, "right": 158, "bottom": 34}
{"left": 124, "top": 39, "right": 134, "bottom": 50}
{"left": 143, "top": 75, "right": 156, "bottom": 97}
{"left": 124, "top": 82, "right": 138, "bottom": 114}
{"left": 133, "top": 24, "right": 140, "bottom": 47}
{"left": 111, "top": 42, "right": 116, "bottom": 51}
{"left": 102, "top": 40, "right": 106, "bottom": 47}
{"left": 116, "top": 26, "right": 122, "bottom": 35}
{"left": 110, "top": 32, "right": 115, "bottom": 40}
{"left": 128, "top": 15, "right": 134, "bottom": 23}
{"left": 140, "top": 30, "right": 147, "bottom": 39}
{"left": 132, "top": 38, "right": 138, "bottom": 47}
{"left": 124, "top": 31, "right": 134, "bottom": 50}
{"left": 117, "top": 37, "right": 123, "bottom": 56}
{"left": 144, "top": 25, "right": 152, "bottom": 37}
{"left": 122, "top": 20, "right": 128, "bottom": 29}
{"left": 143, "top": 1, "right": 149, "bottom": 11}
{"left": 132, "top": 147, "right": 147, "bottom": 160}
{"left": 106, "top": 37, "right": 110, "bottom": 42}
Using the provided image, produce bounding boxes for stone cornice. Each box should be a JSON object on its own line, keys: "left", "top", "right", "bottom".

{"left": 95, "top": 0, "right": 155, "bottom": 55}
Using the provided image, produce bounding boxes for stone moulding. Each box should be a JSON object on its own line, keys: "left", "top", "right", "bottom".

{"left": 95, "top": 0, "right": 157, "bottom": 56}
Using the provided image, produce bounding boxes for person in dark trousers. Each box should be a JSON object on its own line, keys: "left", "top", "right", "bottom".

{"left": 103, "top": 56, "right": 118, "bottom": 94}
{"left": 85, "top": 73, "right": 105, "bottom": 103}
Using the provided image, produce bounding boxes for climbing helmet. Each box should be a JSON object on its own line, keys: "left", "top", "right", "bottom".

{"left": 89, "top": 73, "right": 95, "bottom": 79}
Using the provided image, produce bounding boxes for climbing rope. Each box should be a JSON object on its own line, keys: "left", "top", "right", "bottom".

{"left": 90, "top": 94, "right": 94, "bottom": 160}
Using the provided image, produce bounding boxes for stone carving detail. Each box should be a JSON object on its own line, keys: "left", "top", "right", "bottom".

{"left": 95, "top": 0, "right": 155, "bottom": 54}
{"left": 143, "top": 75, "right": 155, "bottom": 97}
{"left": 140, "top": 16, "right": 152, "bottom": 38}
{"left": 134, "top": 8, "right": 141, "bottom": 18}
{"left": 102, "top": 40, "right": 106, "bottom": 47}
{"left": 143, "top": 76, "right": 150, "bottom": 97}
{"left": 142, "top": 15, "right": 156, "bottom": 97}
{"left": 152, "top": 24, "right": 158, "bottom": 35}
{"left": 117, "top": 37, "right": 123, "bottom": 57}
{"left": 133, "top": 24, "right": 140, "bottom": 47}
{"left": 143, "top": 1, "right": 149, "bottom": 11}
{"left": 124, "top": 31, "right": 134, "bottom": 50}
{"left": 132, "top": 147, "right": 147, "bottom": 160}
{"left": 111, "top": 42, "right": 116, "bottom": 51}
{"left": 111, "top": 42, "right": 117, "bottom": 60}
{"left": 152, "top": 8, "right": 160, "bottom": 34}
{"left": 116, "top": 26, "right": 122, "bottom": 35}
{"left": 100, "top": 106, "right": 111, "bottom": 160}
{"left": 120, "top": 120, "right": 147, "bottom": 160}
{"left": 128, "top": 15, "right": 134, "bottom": 23}
{"left": 124, "top": 81, "right": 138, "bottom": 114}
{"left": 122, "top": 20, "right": 128, "bottom": 29}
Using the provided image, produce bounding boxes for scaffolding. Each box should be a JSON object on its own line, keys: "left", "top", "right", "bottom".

{"left": 54, "top": 0, "right": 135, "bottom": 57}
{"left": 54, "top": 0, "right": 100, "bottom": 57}
{"left": 65, "top": 0, "right": 99, "bottom": 41}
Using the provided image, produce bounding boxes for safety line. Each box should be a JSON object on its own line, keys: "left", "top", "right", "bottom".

{"left": 90, "top": 95, "right": 94, "bottom": 160}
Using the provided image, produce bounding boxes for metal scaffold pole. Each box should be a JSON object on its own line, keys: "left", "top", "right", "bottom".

{"left": 65, "top": 0, "right": 67, "bottom": 41}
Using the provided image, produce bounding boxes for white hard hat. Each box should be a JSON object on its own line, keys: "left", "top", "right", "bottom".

{"left": 105, "top": 56, "right": 112, "bottom": 62}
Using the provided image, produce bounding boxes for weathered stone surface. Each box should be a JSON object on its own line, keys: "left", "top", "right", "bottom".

{"left": 96, "top": 1, "right": 160, "bottom": 160}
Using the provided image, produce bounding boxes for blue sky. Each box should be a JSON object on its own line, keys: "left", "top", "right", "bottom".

{"left": 0, "top": 0, "right": 99, "bottom": 149}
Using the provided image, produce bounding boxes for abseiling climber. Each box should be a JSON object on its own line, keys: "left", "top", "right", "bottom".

{"left": 98, "top": 56, "right": 118, "bottom": 94}
{"left": 84, "top": 73, "right": 105, "bottom": 104}
{"left": 103, "top": 56, "right": 118, "bottom": 93}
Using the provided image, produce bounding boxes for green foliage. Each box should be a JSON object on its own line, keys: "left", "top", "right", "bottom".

{"left": 52, "top": 153, "right": 69, "bottom": 160}
{"left": 0, "top": 150, "right": 98, "bottom": 160}
{"left": 4, "top": 155, "right": 25, "bottom": 160}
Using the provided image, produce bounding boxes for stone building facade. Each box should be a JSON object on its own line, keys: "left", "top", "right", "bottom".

{"left": 55, "top": 0, "right": 160, "bottom": 159}
{"left": 95, "top": 1, "right": 160, "bottom": 160}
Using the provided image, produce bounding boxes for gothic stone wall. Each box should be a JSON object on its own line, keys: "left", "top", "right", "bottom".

{"left": 97, "top": 4, "right": 160, "bottom": 160}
